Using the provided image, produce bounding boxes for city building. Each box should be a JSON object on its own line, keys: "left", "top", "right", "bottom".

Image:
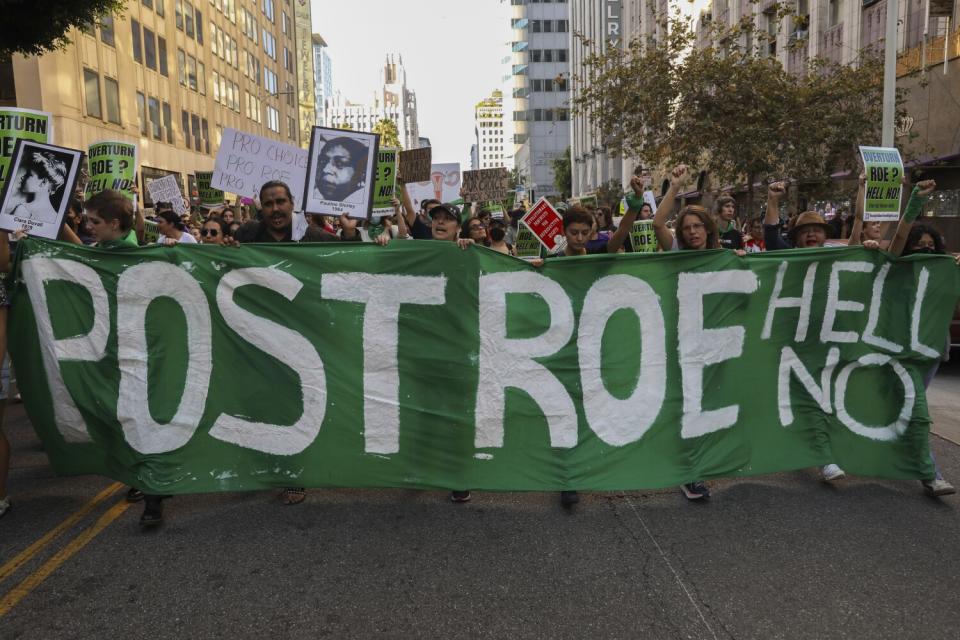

{"left": 312, "top": 33, "right": 333, "bottom": 128}
{"left": 325, "top": 54, "right": 421, "bottom": 149}
{"left": 470, "top": 143, "right": 479, "bottom": 170}
{"left": 507, "top": 0, "right": 572, "bottom": 198}
{"left": 1, "top": 0, "right": 302, "bottom": 202}
{"left": 474, "top": 89, "right": 509, "bottom": 170}
{"left": 292, "top": 0, "right": 315, "bottom": 148}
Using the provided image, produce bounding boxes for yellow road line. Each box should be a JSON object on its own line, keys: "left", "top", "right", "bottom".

{"left": 0, "top": 498, "right": 131, "bottom": 618}
{"left": 0, "top": 482, "right": 124, "bottom": 584}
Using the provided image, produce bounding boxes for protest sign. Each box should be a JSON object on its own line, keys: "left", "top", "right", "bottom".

{"left": 579, "top": 194, "right": 598, "bottom": 209}
{"left": 859, "top": 146, "right": 904, "bottom": 222}
{"left": 195, "top": 171, "right": 225, "bottom": 207}
{"left": 212, "top": 128, "right": 309, "bottom": 208}
{"left": 9, "top": 242, "right": 956, "bottom": 493}
{"left": 398, "top": 147, "right": 431, "bottom": 182}
{"left": 629, "top": 219, "right": 657, "bottom": 253}
{"left": 521, "top": 197, "right": 565, "bottom": 253}
{"left": 404, "top": 163, "right": 461, "bottom": 211}
{"left": 146, "top": 175, "right": 186, "bottom": 215}
{"left": 143, "top": 219, "right": 159, "bottom": 244}
{"left": 86, "top": 141, "right": 138, "bottom": 207}
{"left": 514, "top": 224, "right": 543, "bottom": 260}
{"left": 372, "top": 148, "right": 398, "bottom": 217}
{"left": 0, "top": 140, "right": 82, "bottom": 239}
{"left": 461, "top": 168, "right": 511, "bottom": 202}
{"left": 303, "top": 126, "right": 378, "bottom": 219}
{"left": 0, "top": 107, "right": 53, "bottom": 194}
{"left": 480, "top": 201, "right": 505, "bottom": 220}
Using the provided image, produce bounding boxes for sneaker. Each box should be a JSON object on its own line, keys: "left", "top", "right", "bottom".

{"left": 560, "top": 490, "right": 580, "bottom": 506}
{"left": 125, "top": 487, "right": 144, "bottom": 503}
{"left": 821, "top": 464, "right": 846, "bottom": 482}
{"left": 680, "top": 482, "right": 710, "bottom": 500}
{"left": 139, "top": 496, "right": 164, "bottom": 528}
{"left": 450, "top": 490, "right": 471, "bottom": 503}
{"left": 0, "top": 496, "right": 10, "bottom": 518}
{"left": 922, "top": 478, "right": 957, "bottom": 497}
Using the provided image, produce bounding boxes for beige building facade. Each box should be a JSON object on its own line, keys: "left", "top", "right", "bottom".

{"left": 2, "top": 0, "right": 303, "bottom": 203}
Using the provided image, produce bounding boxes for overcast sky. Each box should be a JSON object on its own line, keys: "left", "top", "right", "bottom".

{"left": 312, "top": 0, "right": 509, "bottom": 167}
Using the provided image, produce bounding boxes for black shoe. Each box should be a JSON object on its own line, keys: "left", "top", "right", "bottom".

{"left": 139, "top": 497, "right": 164, "bottom": 528}
{"left": 450, "top": 490, "right": 471, "bottom": 503}
{"left": 126, "top": 488, "right": 144, "bottom": 503}
{"left": 560, "top": 490, "right": 580, "bottom": 506}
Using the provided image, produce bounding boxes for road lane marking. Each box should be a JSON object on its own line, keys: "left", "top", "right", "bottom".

{"left": 0, "top": 498, "right": 131, "bottom": 618}
{"left": 0, "top": 482, "right": 124, "bottom": 584}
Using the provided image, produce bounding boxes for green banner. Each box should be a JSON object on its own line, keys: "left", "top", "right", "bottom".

{"left": 0, "top": 107, "right": 52, "bottom": 192}
{"left": 859, "top": 146, "right": 904, "bottom": 222}
{"left": 372, "top": 148, "right": 397, "bottom": 216}
{"left": 195, "top": 171, "right": 224, "bottom": 207}
{"left": 629, "top": 219, "right": 657, "bottom": 253}
{"left": 8, "top": 240, "right": 958, "bottom": 494}
{"left": 87, "top": 141, "right": 137, "bottom": 206}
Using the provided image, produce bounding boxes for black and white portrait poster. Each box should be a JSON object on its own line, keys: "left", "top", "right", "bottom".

{"left": 0, "top": 139, "right": 82, "bottom": 239}
{"left": 303, "top": 127, "right": 379, "bottom": 219}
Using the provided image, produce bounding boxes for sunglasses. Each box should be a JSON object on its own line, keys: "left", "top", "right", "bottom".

{"left": 201, "top": 228, "right": 220, "bottom": 236}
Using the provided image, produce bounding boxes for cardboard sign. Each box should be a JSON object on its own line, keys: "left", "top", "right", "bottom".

{"left": 859, "top": 146, "right": 904, "bottom": 222}
{"left": 86, "top": 141, "right": 138, "bottom": 208}
{"left": 146, "top": 175, "right": 186, "bottom": 215}
{"left": 513, "top": 224, "right": 542, "bottom": 260}
{"left": 629, "top": 219, "right": 657, "bottom": 253}
{"left": 372, "top": 148, "right": 398, "bottom": 217}
{"left": 195, "top": 171, "right": 224, "bottom": 207}
{"left": 399, "top": 147, "right": 432, "bottom": 183}
{"left": 212, "top": 128, "right": 309, "bottom": 208}
{"left": 405, "top": 163, "right": 461, "bottom": 211}
{"left": 0, "top": 107, "right": 53, "bottom": 194}
{"left": 303, "top": 126, "right": 379, "bottom": 220}
{"left": 0, "top": 139, "right": 83, "bottom": 239}
{"left": 520, "top": 197, "right": 565, "bottom": 253}
{"left": 461, "top": 167, "right": 510, "bottom": 202}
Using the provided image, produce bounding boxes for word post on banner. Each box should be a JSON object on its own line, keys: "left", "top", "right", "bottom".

{"left": 0, "top": 107, "right": 53, "bottom": 193}
{"left": 9, "top": 241, "right": 957, "bottom": 494}
{"left": 212, "top": 127, "right": 309, "bottom": 208}
{"left": 372, "top": 148, "right": 398, "bottom": 217}
{"left": 398, "top": 147, "right": 431, "bottom": 183}
{"left": 859, "top": 146, "right": 904, "bottom": 222}
{"left": 303, "top": 126, "right": 379, "bottom": 219}
{"left": 195, "top": 171, "right": 225, "bottom": 207}
{"left": 0, "top": 140, "right": 83, "bottom": 239}
{"left": 86, "top": 141, "right": 138, "bottom": 207}
{"left": 146, "top": 175, "right": 186, "bottom": 215}
{"left": 521, "top": 197, "right": 565, "bottom": 253}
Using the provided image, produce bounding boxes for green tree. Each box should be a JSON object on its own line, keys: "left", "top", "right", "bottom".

{"left": 551, "top": 147, "right": 572, "bottom": 199}
{"left": 372, "top": 118, "right": 403, "bottom": 149}
{"left": 0, "top": 0, "right": 125, "bottom": 59}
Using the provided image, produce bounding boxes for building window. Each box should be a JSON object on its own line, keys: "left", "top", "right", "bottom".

{"left": 246, "top": 91, "right": 262, "bottom": 122}
{"left": 531, "top": 20, "right": 541, "bottom": 32}
{"left": 105, "top": 77, "right": 120, "bottom": 124}
{"left": 558, "top": 49, "right": 568, "bottom": 62}
{"left": 177, "top": 49, "right": 186, "bottom": 85}
{"left": 263, "top": 0, "right": 275, "bottom": 22}
{"left": 158, "top": 37, "right": 168, "bottom": 76}
{"left": 142, "top": 0, "right": 152, "bottom": 9}
{"left": 212, "top": 70, "right": 221, "bottom": 102}
{"left": 100, "top": 15, "right": 115, "bottom": 46}
{"left": 175, "top": 0, "right": 183, "bottom": 29}
{"left": 201, "top": 118, "right": 210, "bottom": 154}
{"left": 143, "top": 27, "right": 157, "bottom": 70}
{"left": 543, "top": 49, "right": 553, "bottom": 62}
{"left": 184, "top": 0, "right": 195, "bottom": 37}
{"left": 138, "top": 93, "right": 148, "bottom": 135}
{"left": 148, "top": 96, "right": 162, "bottom": 140}
{"left": 163, "top": 102, "right": 173, "bottom": 143}
{"left": 181, "top": 110, "right": 190, "bottom": 147}
{"left": 187, "top": 54, "right": 198, "bottom": 91}
{"left": 83, "top": 69, "right": 102, "bottom": 118}
{"left": 131, "top": 19, "right": 143, "bottom": 63}
{"left": 156, "top": 0, "right": 165, "bottom": 17}
{"left": 191, "top": 114, "right": 201, "bottom": 152}
{"left": 263, "top": 67, "right": 278, "bottom": 94}
{"left": 283, "top": 47, "right": 293, "bottom": 71}
{"left": 198, "top": 62, "right": 206, "bottom": 95}
{"left": 530, "top": 49, "right": 541, "bottom": 62}
{"left": 543, "top": 20, "right": 553, "bottom": 32}
{"left": 196, "top": 8, "right": 204, "bottom": 44}
{"left": 557, "top": 20, "right": 568, "bottom": 32}
{"left": 287, "top": 115, "right": 296, "bottom": 140}
{"left": 262, "top": 30, "right": 276, "bottom": 59}
{"left": 266, "top": 105, "right": 279, "bottom": 132}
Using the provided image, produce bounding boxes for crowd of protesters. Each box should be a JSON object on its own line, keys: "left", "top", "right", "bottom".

{"left": 0, "top": 163, "right": 956, "bottom": 527}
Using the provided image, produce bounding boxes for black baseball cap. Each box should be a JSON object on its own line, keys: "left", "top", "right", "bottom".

{"left": 429, "top": 203, "right": 461, "bottom": 222}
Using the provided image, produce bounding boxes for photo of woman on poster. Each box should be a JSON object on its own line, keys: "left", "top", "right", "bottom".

{"left": 303, "top": 127, "right": 378, "bottom": 219}
{"left": 5, "top": 150, "right": 69, "bottom": 223}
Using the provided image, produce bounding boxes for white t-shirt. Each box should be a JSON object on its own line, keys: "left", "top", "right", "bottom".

{"left": 158, "top": 232, "right": 197, "bottom": 244}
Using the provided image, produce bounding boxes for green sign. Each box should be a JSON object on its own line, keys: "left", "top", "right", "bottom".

{"left": 629, "top": 219, "right": 657, "bottom": 253}
{"left": 143, "top": 219, "right": 159, "bottom": 244}
{"left": 372, "top": 148, "right": 398, "bottom": 216}
{"left": 8, "top": 241, "right": 957, "bottom": 494}
{"left": 859, "top": 146, "right": 904, "bottom": 222}
{"left": 514, "top": 224, "right": 542, "bottom": 259}
{"left": 87, "top": 141, "right": 138, "bottom": 206}
{"left": 579, "top": 194, "right": 598, "bottom": 209}
{"left": 195, "top": 171, "right": 224, "bottom": 207}
{"left": 0, "top": 107, "right": 52, "bottom": 193}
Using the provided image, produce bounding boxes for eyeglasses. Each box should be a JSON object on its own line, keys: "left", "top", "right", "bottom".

{"left": 201, "top": 228, "right": 220, "bottom": 236}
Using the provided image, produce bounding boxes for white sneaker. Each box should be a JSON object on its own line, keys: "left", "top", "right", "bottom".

{"left": 821, "top": 464, "right": 846, "bottom": 482}
{"left": 923, "top": 478, "right": 956, "bottom": 497}
{"left": 0, "top": 496, "right": 9, "bottom": 518}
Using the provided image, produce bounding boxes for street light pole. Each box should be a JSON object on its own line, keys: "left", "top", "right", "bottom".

{"left": 881, "top": 0, "right": 900, "bottom": 146}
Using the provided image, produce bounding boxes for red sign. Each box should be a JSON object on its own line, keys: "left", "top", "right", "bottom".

{"left": 520, "top": 197, "right": 565, "bottom": 253}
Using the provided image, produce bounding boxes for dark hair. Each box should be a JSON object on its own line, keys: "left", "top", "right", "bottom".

{"left": 904, "top": 224, "right": 945, "bottom": 255}
{"left": 459, "top": 216, "right": 487, "bottom": 240}
{"left": 563, "top": 205, "right": 594, "bottom": 229}
{"left": 202, "top": 217, "right": 229, "bottom": 237}
{"left": 714, "top": 195, "right": 736, "bottom": 216}
{"left": 68, "top": 195, "right": 84, "bottom": 215}
{"left": 156, "top": 209, "right": 185, "bottom": 230}
{"left": 259, "top": 180, "right": 294, "bottom": 204}
{"left": 84, "top": 189, "right": 134, "bottom": 232}
{"left": 595, "top": 207, "right": 614, "bottom": 230}
{"left": 420, "top": 198, "right": 440, "bottom": 212}
{"left": 316, "top": 137, "right": 369, "bottom": 191}
{"left": 675, "top": 205, "right": 719, "bottom": 250}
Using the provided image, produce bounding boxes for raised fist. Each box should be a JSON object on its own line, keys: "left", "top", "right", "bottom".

{"left": 916, "top": 180, "right": 936, "bottom": 197}
{"left": 670, "top": 164, "right": 688, "bottom": 187}
{"left": 768, "top": 181, "right": 787, "bottom": 198}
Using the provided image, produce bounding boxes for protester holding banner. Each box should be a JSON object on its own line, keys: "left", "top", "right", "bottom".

{"left": 714, "top": 195, "right": 744, "bottom": 250}
{"left": 155, "top": 209, "right": 197, "bottom": 245}
{"left": 460, "top": 217, "right": 488, "bottom": 246}
{"left": 487, "top": 219, "right": 513, "bottom": 256}
{"left": 652, "top": 165, "right": 719, "bottom": 254}
{"left": 743, "top": 218, "right": 765, "bottom": 253}
{"left": 200, "top": 218, "right": 229, "bottom": 245}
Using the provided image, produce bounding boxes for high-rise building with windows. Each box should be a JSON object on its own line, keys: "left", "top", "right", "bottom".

{"left": 507, "top": 0, "right": 572, "bottom": 198}
{"left": 292, "top": 0, "right": 315, "bottom": 149}
{"left": 474, "top": 90, "right": 509, "bottom": 170}
{"left": 1, "top": 0, "right": 302, "bottom": 201}
{"left": 312, "top": 33, "right": 333, "bottom": 128}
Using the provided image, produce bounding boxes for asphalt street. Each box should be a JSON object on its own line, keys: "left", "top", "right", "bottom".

{"left": 2, "top": 358, "right": 960, "bottom": 639}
